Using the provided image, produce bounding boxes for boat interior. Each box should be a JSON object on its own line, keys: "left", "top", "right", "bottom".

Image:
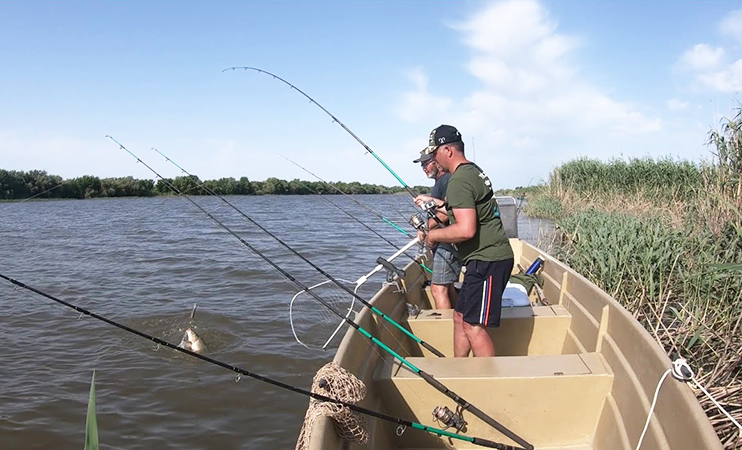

{"left": 305, "top": 237, "right": 720, "bottom": 450}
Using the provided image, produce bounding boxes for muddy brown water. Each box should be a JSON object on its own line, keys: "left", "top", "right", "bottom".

{"left": 0, "top": 195, "right": 549, "bottom": 450}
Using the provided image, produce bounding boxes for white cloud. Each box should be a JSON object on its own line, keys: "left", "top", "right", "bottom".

{"left": 396, "top": 0, "right": 662, "bottom": 188}
{"left": 676, "top": 44, "right": 724, "bottom": 72}
{"left": 395, "top": 67, "right": 452, "bottom": 123}
{"left": 667, "top": 98, "right": 689, "bottom": 110}
{"left": 674, "top": 10, "right": 742, "bottom": 93}
{"left": 719, "top": 9, "right": 742, "bottom": 44}
{"left": 697, "top": 59, "right": 742, "bottom": 92}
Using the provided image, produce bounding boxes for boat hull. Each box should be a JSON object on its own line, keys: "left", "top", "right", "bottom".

{"left": 302, "top": 239, "right": 722, "bottom": 450}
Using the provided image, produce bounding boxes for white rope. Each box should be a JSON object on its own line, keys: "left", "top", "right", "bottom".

{"left": 635, "top": 358, "right": 742, "bottom": 450}
{"left": 635, "top": 368, "right": 671, "bottom": 450}
{"left": 691, "top": 377, "right": 742, "bottom": 433}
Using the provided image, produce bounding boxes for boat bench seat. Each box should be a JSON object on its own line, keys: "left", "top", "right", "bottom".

{"left": 406, "top": 305, "right": 571, "bottom": 357}
{"left": 374, "top": 353, "right": 612, "bottom": 449}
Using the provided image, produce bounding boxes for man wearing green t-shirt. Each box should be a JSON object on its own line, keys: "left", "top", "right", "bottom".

{"left": 413, "top": 124, "right": 514, "bottom": 357}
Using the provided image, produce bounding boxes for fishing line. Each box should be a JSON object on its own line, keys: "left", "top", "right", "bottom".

{"left": 0, "top": 273, "right": 516, "bottom": 450}
{"left": 223, "top": 66, "right": 417, "bottom": 198}
{"left": 111, "top": 137, "right": 531, "bottom": 448}
{"left": 0, "top": 181, "right": 68, "bottom": 211}
{"left": 149, "top": 146, "right": 442, "bottom": 356}
{"left": 280, "top": 156, "right": 469, "bottom": 279}
{"left": 281, "top": 155, "right": 415, "bottom": 239}
{"left": 224, "top": 66, "right": 452, "bottom": 235}
{"left": 275, "top": 159, "right": 430, "bottom": 273}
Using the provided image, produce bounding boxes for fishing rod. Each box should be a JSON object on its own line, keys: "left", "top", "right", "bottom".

{"left": 279, "top": 178, "right": 431, "bottom": 274}
{"left": 225, "top": 66, "right": 448, "bottom": 234}
{"left": 266, "top": 161, "right": 430, "bottom": 273}
{"left": 158, "top": 150, "right": 419, "bottom": 266}
{"left": 0, "top": 273, "right": 517, "bottom": 450}
{"left": 111, "top": 137, "right": 531, "bottom": 449}
{"left": 0, "top": 181, "right": 68, "bottom": 211}
{"left": 223, "top": 66, "right": 418, "bottom": 198}
{"left": 149, "top": 146, "right": 440, "bottom": 355}
{"left": 280, "top": 155, "right": 466, "bottom": 276}
{"left": 281, "top": 155, "right": 415, "bottom": 239}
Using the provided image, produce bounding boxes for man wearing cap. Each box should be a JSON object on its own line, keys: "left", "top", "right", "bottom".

{"left": 413, "top": 150, "right": 461, "bottom": 309}
{"left": 413, "top": 125, "right": 514, "bottom": 357}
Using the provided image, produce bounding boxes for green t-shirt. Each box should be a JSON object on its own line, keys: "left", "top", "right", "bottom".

{"left": 445, "top": 163, "right": 514, "bottom": 263}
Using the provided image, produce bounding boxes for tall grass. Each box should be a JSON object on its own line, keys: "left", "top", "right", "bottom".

{"left": 554, "top": 156, "right": 703, "bottom": 201}
{"left": 529, "top": 107, "right": 742, "bottom": 449}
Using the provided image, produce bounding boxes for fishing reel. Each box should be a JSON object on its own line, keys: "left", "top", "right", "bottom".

{"left": 432, "top": 405, "right": 467, "bottom": 433}
{"left": 406, "top": 302, "right": 421, "bottom": 318}
{"left": 409, "top": 213, "right": 426, "bottom": 232}
{"left": 409, "top": 214, "right": 428, "bottom": 256}
{"left": 421, "top": 199, "right": 439, "bottom": 214}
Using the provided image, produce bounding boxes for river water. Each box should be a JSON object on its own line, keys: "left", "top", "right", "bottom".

{"left": 0, "top": 195, "right": 551, "bottom": 450}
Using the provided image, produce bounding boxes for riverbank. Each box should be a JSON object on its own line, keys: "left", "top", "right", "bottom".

{"left": 0, "top": 169, "right": 430, "bottom": 200}
{"left": 526, "top": 151, "right": 742, "bottom": 448}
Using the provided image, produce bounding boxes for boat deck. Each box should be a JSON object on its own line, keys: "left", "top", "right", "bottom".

{"left": 305, "top": 239, "right": 722, "bottom": 450}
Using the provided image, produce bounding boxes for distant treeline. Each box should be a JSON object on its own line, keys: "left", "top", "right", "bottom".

{"left": 0, "top": 169, "right": 431, "bottom": 200}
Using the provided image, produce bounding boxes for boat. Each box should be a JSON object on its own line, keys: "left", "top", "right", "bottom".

{"left": 297, "top": 197, "right": 723, "bottom": 450}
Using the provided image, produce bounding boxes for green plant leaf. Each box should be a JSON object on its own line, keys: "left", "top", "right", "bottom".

{"left": 707, "top": 263, "right": 742, "bottom": 272}
{"left": 83, "top": 370, "right": 99, "bottom": 450}
{"left": 687, "top": 327, "right": 704, "bottom": 349}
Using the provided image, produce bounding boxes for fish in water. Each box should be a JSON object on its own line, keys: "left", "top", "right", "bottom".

{"left": 179, "top": 327, "right": 205, "bottom": 354}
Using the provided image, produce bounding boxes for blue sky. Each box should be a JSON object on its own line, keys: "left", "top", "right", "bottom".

{"left": 1, "top": 1, "right": 741, "bottom": 189}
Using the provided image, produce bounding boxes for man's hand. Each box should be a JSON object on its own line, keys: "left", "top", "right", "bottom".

{"left": 417, "top": 229, "right": 435, "bottom": 248}
{"left": 413, "top": 194, "right": 433, "bottom": 208}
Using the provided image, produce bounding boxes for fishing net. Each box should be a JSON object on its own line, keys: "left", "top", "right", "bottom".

{"left": 290, "top": 279, "right": 360, "bottom": 350}
{"left": 296, "top": 362, "right": 368, "bottom": 450}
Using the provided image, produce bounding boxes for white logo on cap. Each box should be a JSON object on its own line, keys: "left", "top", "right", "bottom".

{"left": 438, "top": 137, "right": 445, "bottom": 144}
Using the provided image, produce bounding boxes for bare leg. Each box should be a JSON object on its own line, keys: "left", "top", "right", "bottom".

{"left": 430, "top": 283, "right": 452, "bottom": 309}
{"left": 453, "top": 311, "right": 471, "bottom": 357}
{"left": 447, "top": 284, "right": 458, "bottom": 308}
{"left": 463, "top": 322, "right": 495, "bottom": 357}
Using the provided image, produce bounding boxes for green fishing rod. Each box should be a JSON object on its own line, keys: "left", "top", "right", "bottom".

{"left": 224, "top": 66, "right": 418, "bottom": 198}
{"left": 0, "top": 273, "right": 518, "bottom": 450}
{"left": 280, "top": 155, "right": 415, "bottom": 239}
{"left": 281, "top": 155, "right": 468, "bottom": 278}
{"left": 149, "top": 145, "right": 440, "bottom": 354}
{"left": 256, "top": 167, "right": 430, "bottom": 273}
{"left": 278, "top": 155, "right": 432, "bottom": 274}
{"left": 110, "top": 137, "right": 532, "bottom": 450}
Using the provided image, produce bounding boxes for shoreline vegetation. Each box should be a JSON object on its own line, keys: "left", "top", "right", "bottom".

{"left": 0, "top": 171, "right": 430, "bottom": 201}
{"left": 526, "top": 107, "right": 742, "bottom": 449}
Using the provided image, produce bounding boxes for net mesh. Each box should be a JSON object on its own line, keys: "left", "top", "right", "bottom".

{"left": 290, "top": 280, "right": 358, "bottom": 350}
{"left": 295, "top": 362, "right": 369, "bottom": 450}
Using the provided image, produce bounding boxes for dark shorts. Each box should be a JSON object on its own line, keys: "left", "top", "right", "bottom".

{"left": 456, "top": 258, "right": 514, "bottom": 327}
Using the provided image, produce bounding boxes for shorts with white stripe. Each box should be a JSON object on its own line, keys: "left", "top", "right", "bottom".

{"left": 456, "top": 258, "right": 514, "bottom": 327}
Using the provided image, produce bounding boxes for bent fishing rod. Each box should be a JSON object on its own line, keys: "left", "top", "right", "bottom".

{"left": 148, "top": 145, "right": 440, "bottom": 355}
{"left": 0, "top": 274, "right": 517, "bottom": 450}
{"left": 224, "top": 67, "right": 416, "bottom": 198}
{"left": 224, "top": 66, "right": 448, "bottom": 232}
{"left": 110, "top": 137, "right": 532, "bottom": 449}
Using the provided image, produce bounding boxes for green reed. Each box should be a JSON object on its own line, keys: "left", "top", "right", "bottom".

{"left": 528, "top": 107, "right": 742, "bottom": 448}
{"left": 553, "top": 156, "right": 703, "bottom": 202}
{"left": 553, "top": 209, "right": 742, "bottom": 448}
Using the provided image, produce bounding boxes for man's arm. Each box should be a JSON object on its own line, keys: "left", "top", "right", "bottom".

{"left": 425, "top": 207, "right": 476, "bottom": 244}
{"left": 426, "top": 207, "right": 448, "bottom": 229}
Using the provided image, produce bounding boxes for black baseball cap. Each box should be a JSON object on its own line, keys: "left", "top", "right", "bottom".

{"left": 424, "top": 124, "right": 461, "bottom": 154}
